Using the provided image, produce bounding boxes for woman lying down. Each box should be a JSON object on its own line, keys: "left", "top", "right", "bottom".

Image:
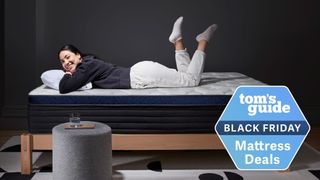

{"left": 44, "top": 16, "right": 217, "bottom": 94}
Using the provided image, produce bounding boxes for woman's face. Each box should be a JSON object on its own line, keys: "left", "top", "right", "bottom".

{"left": 59, "top": 50, "right": 82, "bottom": 74}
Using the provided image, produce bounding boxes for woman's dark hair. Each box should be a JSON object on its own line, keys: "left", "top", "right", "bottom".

{"left": 58, "top": 44, "right": 83, "bottom": 58}
{"left": 58, "top": 44, "right": 98, "bottom": 59}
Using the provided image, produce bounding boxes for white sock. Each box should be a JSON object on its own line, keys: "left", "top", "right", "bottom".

{"left": 196, "top": 24, "right": 218, "bottom": 42}
{"left": 169, "top": 16, "right": 183, "bottom": 43}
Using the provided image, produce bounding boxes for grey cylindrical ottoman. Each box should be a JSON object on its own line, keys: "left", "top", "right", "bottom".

{"left": 53, "top": 121, "right": 112, "bottom": 180}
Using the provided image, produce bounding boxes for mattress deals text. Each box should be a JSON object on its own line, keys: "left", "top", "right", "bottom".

{"left": 215, "top": 86, "right": 310, "bottom": 170}
{"left": 235, "top": 140, "right": 291, "bottom": 165}
{"left": 239, "top": 93, "right": 290, "bottom": 116}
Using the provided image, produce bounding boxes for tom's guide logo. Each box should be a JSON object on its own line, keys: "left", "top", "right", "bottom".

{"left": 215, "top": 86, "right": 310, "bottom": 170}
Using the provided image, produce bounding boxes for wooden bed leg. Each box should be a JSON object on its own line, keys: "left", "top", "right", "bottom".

{"left": 21, "top": 133, "right": 33, "bottom": 175}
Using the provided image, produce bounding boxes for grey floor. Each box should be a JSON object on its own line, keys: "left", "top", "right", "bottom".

{"left": 0, "top": 136, "right": 320, "bottom": 180}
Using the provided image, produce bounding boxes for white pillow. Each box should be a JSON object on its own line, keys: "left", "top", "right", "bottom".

{"left": 41, "top": 69, "right": 92, "bottom": 90}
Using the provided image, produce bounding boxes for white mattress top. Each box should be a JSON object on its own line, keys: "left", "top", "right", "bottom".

{"left": 29, "top": 72, "right": 265, "bottom": 96}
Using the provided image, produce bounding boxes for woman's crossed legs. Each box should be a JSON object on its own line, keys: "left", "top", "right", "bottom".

{"left": 130, "top": 16, "right": 217, "bottom": 88}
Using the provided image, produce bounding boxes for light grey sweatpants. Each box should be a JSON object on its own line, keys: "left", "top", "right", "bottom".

{"left": 130, "top": 49, "right": 205, "bottom": 88}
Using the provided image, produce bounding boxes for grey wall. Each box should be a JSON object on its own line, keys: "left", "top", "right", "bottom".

{"left": 2, "top": 0, "right": 36, "bottom": 129}
{"left": 1, "top": 0, "right": 320, "bottom": 129}
{"left": 0, "top": 0, "right": 3, "bottom": 117}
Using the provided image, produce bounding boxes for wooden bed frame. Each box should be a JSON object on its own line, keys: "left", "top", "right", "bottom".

{"left": 20, "top": 133, "right": 224, "bottom": 174}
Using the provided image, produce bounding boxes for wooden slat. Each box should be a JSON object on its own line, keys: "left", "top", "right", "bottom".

{"left": 32, "top": 134, "right": 52, "bottom": 150}
{"left": 112, "top": 133, "right": 224, "bottom": 150}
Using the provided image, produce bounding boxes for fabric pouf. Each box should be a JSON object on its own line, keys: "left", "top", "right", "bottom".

{"left": 52, "top": 121, "right": 112, "bottom": 180}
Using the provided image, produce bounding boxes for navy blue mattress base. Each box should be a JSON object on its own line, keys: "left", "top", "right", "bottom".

{"left": 28, "top": 95, "right": 230, "bottom": 105}
{"left": 28, "top": 103, "right": 226, "bottom": 134}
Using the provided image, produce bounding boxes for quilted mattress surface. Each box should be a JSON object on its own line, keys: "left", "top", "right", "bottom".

{"left": 29, "top": 72, "right": 265, "bottom": 105}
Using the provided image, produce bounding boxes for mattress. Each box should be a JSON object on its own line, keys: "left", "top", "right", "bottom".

{"left": 28, "top": 72, "right": 265, "bottom": 133}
